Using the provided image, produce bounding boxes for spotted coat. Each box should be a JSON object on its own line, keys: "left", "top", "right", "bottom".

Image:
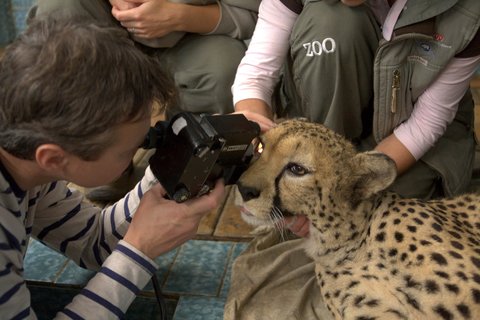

{"left": 236, "top": 119, "right": 480, "bottom": 320}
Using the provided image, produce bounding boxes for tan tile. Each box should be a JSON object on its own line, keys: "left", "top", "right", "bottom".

{"left": 196, "top": 185, "right": 231, "bottom": 236}
{"left": 196, "top": 207, "right": 221, "bottom": 236}
{"left": 213, "top": 186, "right": 254, "bottom": 239}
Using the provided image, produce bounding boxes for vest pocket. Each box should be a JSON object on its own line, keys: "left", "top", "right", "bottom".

{"left": 374, "top": 64, "right": 413, "bottom": 142}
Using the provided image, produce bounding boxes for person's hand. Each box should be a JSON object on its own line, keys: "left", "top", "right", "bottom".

{"left": 112, "top": 0, "right": 179, "bottom": 38}
{"left": 123, "top": 179, "right": 225, "bottom": 259}
{"left": 283, "top": 215, "right": 310, "bottom": 237}
{"left": 109, "top": 0, "right": 137, "bottom": 11}
{"left": 111, "top": 0, "right": 220, "bottom": 39}
{"left": 234, "top": 99, "right": 276, "bottom": 132}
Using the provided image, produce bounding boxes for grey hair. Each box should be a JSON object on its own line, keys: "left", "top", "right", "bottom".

{"left": 0, "top": 16, "right": 177, "bottom": 160}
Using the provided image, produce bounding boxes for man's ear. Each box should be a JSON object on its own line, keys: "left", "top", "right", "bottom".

{"left": 35, "top": 144, "right": 69, "bottom": 171}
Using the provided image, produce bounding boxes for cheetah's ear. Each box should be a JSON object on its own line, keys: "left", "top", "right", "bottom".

{"left": 347, "top": 151, "right": 397, "bottom": 206}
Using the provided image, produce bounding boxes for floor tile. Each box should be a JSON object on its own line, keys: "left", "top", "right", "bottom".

{"left": 24, "top": 239, "right": 68, "bottom": 282}
{"left": 55, "top": 260, "right": 95, "bottom": 285}
{"left": 143, "top": 247, "right": 180, "bottom": 292}
{"left": 172, "top": 296, "right": 225, "bottom": 320}
{"left": 163, "top": 240, "right": 233, "bottom": 296}
{"left": 127, "top": 294, "right": 177, "bottom": 320}
{"left": 220, "top": 242, "right": 248, "bottom": 298}
{"left": 196, "top": 186, "right": 231, "bottom": 236}
{"left": 28, "top": 284, "right": 177, "bottom": 320}
{"left": 28, "top": 285, "right": 79, "bottom": 320}
{"left": 213, "top": 187, "right": 254, "bottom": 239}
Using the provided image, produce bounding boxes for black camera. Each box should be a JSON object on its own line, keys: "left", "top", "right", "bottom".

{"left": 142, "top": 112, "right": 260, "bottom": 203}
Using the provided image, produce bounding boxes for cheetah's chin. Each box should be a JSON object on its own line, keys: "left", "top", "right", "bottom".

{"left": 239, "top": 206, "right": 268, "bottom": 226}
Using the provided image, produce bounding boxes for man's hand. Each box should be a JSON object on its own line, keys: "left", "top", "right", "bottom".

{"left": 110, "top": 0, "right": 220, "bottom": 39}
{"left": 123, "top": 179, "right": 225, "bottom": 259}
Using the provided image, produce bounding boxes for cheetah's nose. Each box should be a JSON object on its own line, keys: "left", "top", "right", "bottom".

{"left": 237, "top": 182, "right": 260, "bottom": 201}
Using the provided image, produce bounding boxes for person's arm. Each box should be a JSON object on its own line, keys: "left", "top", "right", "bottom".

{"left": 30, "top": 167, "right": 223, "bottom": 318}
{"left": 376, "top": 55, "right": 480, "bottom": 174}
{"left": 110, "top": 0, "right": 260, "bottom": 39}
{"left": 111, "top": 0, "right": 221, "bottom": 38}
{"left": 232, "top": 0, "right": 297, "bottom": 128}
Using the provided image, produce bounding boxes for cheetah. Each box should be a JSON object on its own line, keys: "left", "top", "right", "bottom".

{"left": 236, "top": 119, "right": 480, "bottom": 320}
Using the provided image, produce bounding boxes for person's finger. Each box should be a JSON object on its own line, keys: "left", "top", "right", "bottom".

{"left": 149, "top": 182, "right": 167, "bottom": 197}
{"left": 111, "top": 6, "right": 138, "bottom": 22}
{"left": 232, "top": 110, "right": 275, "bottom": 132}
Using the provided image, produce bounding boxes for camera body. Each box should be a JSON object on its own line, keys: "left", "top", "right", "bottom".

{"left": 143, "top": 112, "right": 260, "bottom": 202}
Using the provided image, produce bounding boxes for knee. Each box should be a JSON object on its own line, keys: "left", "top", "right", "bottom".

{"left": 210, "top": 39, "right": 246, "bottom": 80}
{"left": 36, "top": 0, "right": 82, "bottom": 17}
{"left": 201, "top": 39, "right": 246, "bottom": 113}
{"left": 35, "top": 0, "right": 111, "bottom": 21}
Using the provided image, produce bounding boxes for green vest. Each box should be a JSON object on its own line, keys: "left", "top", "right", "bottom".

{"left": 372, "top": 0, "right": 480, "bottom": 195}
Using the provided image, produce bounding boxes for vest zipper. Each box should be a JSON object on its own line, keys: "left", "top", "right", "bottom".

{"left": 391, "top": 69, "right": 400, "bottom": 113}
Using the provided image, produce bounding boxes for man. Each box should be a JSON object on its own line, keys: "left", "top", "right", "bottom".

{"left": 0, "top": 16, "right": 224, "bottom": 318}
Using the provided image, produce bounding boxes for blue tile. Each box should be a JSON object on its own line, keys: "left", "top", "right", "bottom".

{"left": 0, "top": 1, "right": 15, "bottom": 45}
{"left": 143, "top": 247, "right": 180, "bottom": 292}
{"left": 56, "top": 260, "right": 95, "bottom": 285}
{"left": 173, "top": 296, "right": 225, "bottom": 320}
{"left": 220, "top": 242, "right": 248, "bottom": 297}
{"left": 28, "top": 284, "right": 177, "bottom": 320}
{"left": 127, "top": 295, "right": 177, "bottom": 320}
{"left": 24, "top": 239, "right": 68, "bottom": 282}
{"left": 28, "top": 285, "right": 79, "bottom": 320}
{"left": 11, "top": 0, "right": 36, "bottom": 34}
{"left": 163, "top": 240, "right": 234, "bottom": 296}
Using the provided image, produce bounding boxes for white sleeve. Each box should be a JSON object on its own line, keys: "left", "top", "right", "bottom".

{"left": 232, "top": 0, "right": 298, "bottom": 108}
{"left": 394, "top": 55, "right": 480, "bottom": 160}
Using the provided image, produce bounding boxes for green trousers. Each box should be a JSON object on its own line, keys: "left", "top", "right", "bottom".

{"left": 34, "top": 0, "right": 247, "bottom": 117}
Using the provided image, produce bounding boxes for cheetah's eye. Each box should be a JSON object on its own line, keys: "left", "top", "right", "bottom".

{"left": 255, "top": 140, "right": 264, "bottom": 155}
{"left": 287, "top": 163, "right": 308, "bottom": 176}
{"left": 250, "top": 138, "right": 264, "bottom": 162}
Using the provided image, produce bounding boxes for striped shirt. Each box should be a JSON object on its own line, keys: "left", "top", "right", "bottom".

{"left": 0, "top": 160, "right": 159, "bottom": 319}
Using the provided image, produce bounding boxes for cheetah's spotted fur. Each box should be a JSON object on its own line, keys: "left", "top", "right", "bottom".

{"left": 236, "top": 119, "right": 480, "bottom": 320}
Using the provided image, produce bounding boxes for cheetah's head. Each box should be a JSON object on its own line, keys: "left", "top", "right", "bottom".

{"left": 236, "top": 119, "right": 397, "bottom": 250}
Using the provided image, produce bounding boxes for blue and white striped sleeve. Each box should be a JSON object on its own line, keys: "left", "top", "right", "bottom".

{"left": 57, "top": 240, "right": 158, "bottom": 319}
{"left": 32, "top": 166, "right": 158, "bottom": 270}
{"left": 0, "top": 206, "right": 34, "bottom": 319}
{"left": 25, "top": 167, "right": 160, "bottom": 318}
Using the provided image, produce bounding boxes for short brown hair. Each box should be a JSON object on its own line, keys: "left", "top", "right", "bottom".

{"left": 0, "top": 16, "right": 177, "bottom": 160}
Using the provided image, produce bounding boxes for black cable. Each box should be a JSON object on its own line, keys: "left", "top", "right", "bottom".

{"left": 151, "top": 274, "right": 168, "bottom": 320}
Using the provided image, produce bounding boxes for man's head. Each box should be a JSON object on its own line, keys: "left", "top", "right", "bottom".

{"left": 0, "top": 16, "right": 176, "bottom": 162}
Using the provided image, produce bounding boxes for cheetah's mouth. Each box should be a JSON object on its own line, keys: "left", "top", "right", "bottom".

{"left": 239, "top": 206, "right": 254, "bottom": 216}
{"left": 238, "top": 206, "right": 271, "bottom": 226}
